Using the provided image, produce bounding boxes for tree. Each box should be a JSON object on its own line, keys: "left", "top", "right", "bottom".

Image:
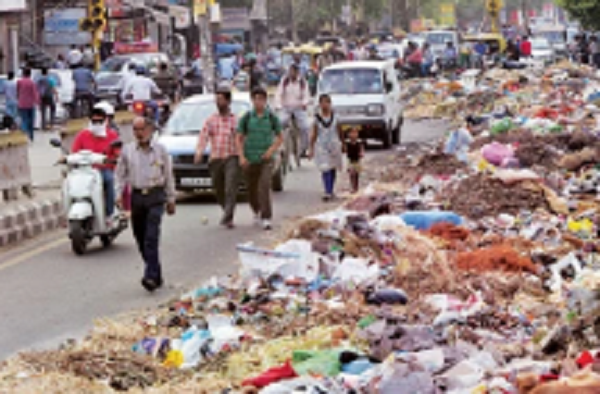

{"left": 558, "top": 0, "right": 600, "bottom": 30}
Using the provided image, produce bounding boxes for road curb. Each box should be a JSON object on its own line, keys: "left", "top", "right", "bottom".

{"left": 0, "top": 195, "right": 64, "bottom": 248}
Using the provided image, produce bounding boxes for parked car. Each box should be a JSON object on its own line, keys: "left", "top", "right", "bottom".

{"left": 316, "top": 60, "right": 403, "bottom": 148}
{"left": 529, "top": 37, "right": 556, "bottom": 67}
{"left": 158, "top": 93, "right": 288, "bottom": 193}
{"left": 424, "top": 30, "right": 460, "bottom": 61}
{"left": 96, "top": 52, "right": 172, "bottom": 108}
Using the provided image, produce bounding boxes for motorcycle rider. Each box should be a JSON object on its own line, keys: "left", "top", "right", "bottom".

{"left": 123, "top": 65, "right": 162, "bottom": 122}
{"left": 71, "top": 106, "right": 120, "bottom": 218}
{"left": 276, "top": 64, "right": 311, "bottom": 156}
{"left": 152, "top": 62, "right": 178, "bottom": 102}
{"left": 94, "top": 101, "right": 119, "bottom": 133}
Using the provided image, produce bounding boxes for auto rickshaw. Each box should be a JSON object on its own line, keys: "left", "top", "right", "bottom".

{"left": 462, "top": 33, "right": 507, "bottom": 68}
{"left": 463, "top": 33, "right": 507, "bottom": 57}
{"left": 281, "top": 44, "right": 323, "bottom": 95}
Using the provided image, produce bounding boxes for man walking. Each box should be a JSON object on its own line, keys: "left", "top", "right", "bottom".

{"left": 17, "top": 68, "right": 38, "bottom": 141}
{"left": 115, "top": 117, "right": 176, "bottom": 292}
{"left": 194, "top": 88, "right": 239, "bottom": 229}
{"left": 237, "top": 87, "right": 283, "bottom": 230}
{"left": 37, "top": 68, "right": 58, "bottom": 131}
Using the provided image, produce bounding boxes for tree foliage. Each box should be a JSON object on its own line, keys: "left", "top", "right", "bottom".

{"left": 558, "top": 0, "right": 600, "bottom": 29}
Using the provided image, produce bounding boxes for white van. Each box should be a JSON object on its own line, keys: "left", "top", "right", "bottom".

{"left": 316, "top": 61, "right": 403, "bottom": 147}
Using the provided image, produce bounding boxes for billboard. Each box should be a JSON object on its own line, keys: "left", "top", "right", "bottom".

{"left": 0, "top": 0, "right": 26, "bottom": 12}
{"left": 439, "top": 3, "right": 456, "bottom": 26}
{"left": 44, "top": 8, "right": 91, "bottom": 46}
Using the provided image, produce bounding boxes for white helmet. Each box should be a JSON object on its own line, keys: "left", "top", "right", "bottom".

{"left": 94, "top": 101, "right": 115, "bottom": 116}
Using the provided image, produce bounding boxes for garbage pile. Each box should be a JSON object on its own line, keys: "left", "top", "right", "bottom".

{"left": 4, "top": 63, "right": 600, "bottom": 393}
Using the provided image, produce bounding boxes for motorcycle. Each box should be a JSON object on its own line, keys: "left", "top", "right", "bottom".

{"left": 50, "top": 138, "right": 128, "bottom": 255}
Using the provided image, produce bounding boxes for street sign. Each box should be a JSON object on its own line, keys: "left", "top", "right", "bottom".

{"left": 169, "top": 5, "right": 190, "bottom": 28}
{"left": 439, "top": 3, "right": 455, "bottom": 26}
{"left": 194, "top": 0, "right": 207, "bottom": 16}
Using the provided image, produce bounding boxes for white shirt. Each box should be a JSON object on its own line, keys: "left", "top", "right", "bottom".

{"left": 276, "top": 76, "right": 310, "bottom": 109}
{"left": 68, "top": 49, "right": 83, "bottom": 66}
{"left": 124, "top": 75, "right": 160, "bottom": 101}
{"left": 118, "top": 70, "right": 137, "bottom": 100}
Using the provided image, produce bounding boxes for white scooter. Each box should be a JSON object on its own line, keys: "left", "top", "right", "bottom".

{"left": 50, "top": 138, "right": 128, "bottom": 255}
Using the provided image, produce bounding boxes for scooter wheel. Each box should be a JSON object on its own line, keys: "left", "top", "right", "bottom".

{"left": 69, "top": 220, "right": 88, "bottom": 255}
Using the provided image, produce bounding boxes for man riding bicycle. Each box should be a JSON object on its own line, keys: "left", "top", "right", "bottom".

{"left": 276, "top": 64, "right": 311, "bottom": 157}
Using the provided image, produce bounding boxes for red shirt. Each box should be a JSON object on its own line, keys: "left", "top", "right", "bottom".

{"left": 17, "top": 78, "right": 39, "bottom": 109}
{"left": 520, "top": 41, "right": 532, "bottom": 56}
{"left": 71, "top": 129, "right": 120, "bottom": 170}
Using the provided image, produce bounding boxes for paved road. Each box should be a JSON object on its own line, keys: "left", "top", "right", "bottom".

{"left": 0, "top": 119, "right": 444, "bottom": 360}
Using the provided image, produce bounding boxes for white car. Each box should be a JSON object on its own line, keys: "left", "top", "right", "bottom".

{"left": 158, "top": 93, "right": 288, "bottom": 193}
{"left": 317, "top": 60, "right": 403, "bottom": 148}
{"left": 424, "top": 30, "right": 460, "bottom": 60}
{"left": 529, "top": 38, "right": 556, "bottom": 67}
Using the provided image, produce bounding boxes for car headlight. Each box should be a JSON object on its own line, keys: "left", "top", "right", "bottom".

{"left": 366, "top": 104, "right": 385, "bottom": 116}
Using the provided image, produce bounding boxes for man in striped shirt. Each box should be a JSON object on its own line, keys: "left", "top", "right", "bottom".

{"left": 194, "top": 88, "right": 240, "bottom": 229}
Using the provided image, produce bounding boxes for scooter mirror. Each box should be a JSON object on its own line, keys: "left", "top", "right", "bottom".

{"left": 50, "top": 138, "right": 62, "bottom": 148}
{"left": 110, "top": 140, "right": 123, "bottom": 149}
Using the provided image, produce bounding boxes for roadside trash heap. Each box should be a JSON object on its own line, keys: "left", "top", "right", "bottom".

{"left": 4, "top": 64, "right": 600, "bottom": 394}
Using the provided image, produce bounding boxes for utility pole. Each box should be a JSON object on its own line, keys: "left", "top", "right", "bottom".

{"left": 196, "top": 0, "right": 216, "bottom": 93}
{"left": 290, "top": 0, "right": 298, "bottom": 43}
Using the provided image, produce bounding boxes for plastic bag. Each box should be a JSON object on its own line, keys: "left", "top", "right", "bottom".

{"left": 332, "top": 258, "right": 379, "bottom": 285}
{"left": 481, "top": 142, "right": 514, "bottom": 166}
{"left": 399, "top": 211, "right": 463, "bottom": 231}
{"left": 292, "top": 349, "right": 343, "bottom": 377}
{"left": 490, "top": 118, "right": 513, "bottom": 135}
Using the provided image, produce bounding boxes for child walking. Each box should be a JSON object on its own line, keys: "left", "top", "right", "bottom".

{"left": 346, "top": 127, "right": 365, "bottom": 193}
{"left": 308, "top": 94, "right": 343, "bottom": 201}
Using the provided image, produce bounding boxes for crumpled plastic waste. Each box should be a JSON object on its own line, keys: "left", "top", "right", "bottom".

{"left": 399, "top": 211, "right": 463, "bottom": 231}
{"left": 241, "top": 360, "right": 298, "bottom": 388}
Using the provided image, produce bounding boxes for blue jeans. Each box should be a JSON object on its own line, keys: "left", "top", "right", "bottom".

{"left": 131, "top": 190, "right": 165, "bottom": 281}
{"left": 6, "top": 101, "right": 18, "bottom": 120}
{"left": 322, "top": 169, "right": 337, "bottom": 195}
{"left": 100, "top": 169, "right": 115, "bottom": 217}
{"left": 19, "top": 108, "right": 35, "bottom": 141}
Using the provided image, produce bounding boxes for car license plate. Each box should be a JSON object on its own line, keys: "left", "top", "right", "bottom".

{"left": 341, "top": 124, "right": 360, "bottom": 132}
{"left": 180, "top": 178, "right": 212, "bottom": 187}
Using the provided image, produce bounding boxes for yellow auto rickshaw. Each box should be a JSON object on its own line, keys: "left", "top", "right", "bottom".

{"left": 462, "top": 33, "right": 507, "bottom": 55}
{"left": 281, "top": 44, "right": 323, "bottom": 71}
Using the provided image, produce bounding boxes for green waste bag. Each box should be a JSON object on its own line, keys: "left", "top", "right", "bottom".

{"left": 292, "top": 350, "right": 342, "bottom": 377}
{"left": 490, "top": 118, "right": 514, "bottom": 135}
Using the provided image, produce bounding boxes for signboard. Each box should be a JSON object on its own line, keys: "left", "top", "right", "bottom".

{"left": 0, "top": 0, "right": 26, "bottom": 12}
{"left": 410, "top": 19, "right": 423, "bottom": 33}
{"left": 194, "top": 0, "right": 207, "bottom": 16}
{"left": 114, "top": 41, "right": 158, "bottom": 54}
{"left": 152, "top": 10, "right": 171, "bottom": 25}
{"left": 439, "top": 3, "right": 455, "bottom": 26}
{"left": 169, "top": 5, "right": 190, "bottom": 28}
{"left": 106, "top": 0, "right": 125, "bottom": 18}
{"left": 43, "top": 8, "right": 91, "bottom": 46}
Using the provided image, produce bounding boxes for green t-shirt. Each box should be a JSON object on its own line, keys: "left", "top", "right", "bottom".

{"left": 237, "top": 109, "right": 282, "bottom": 164}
